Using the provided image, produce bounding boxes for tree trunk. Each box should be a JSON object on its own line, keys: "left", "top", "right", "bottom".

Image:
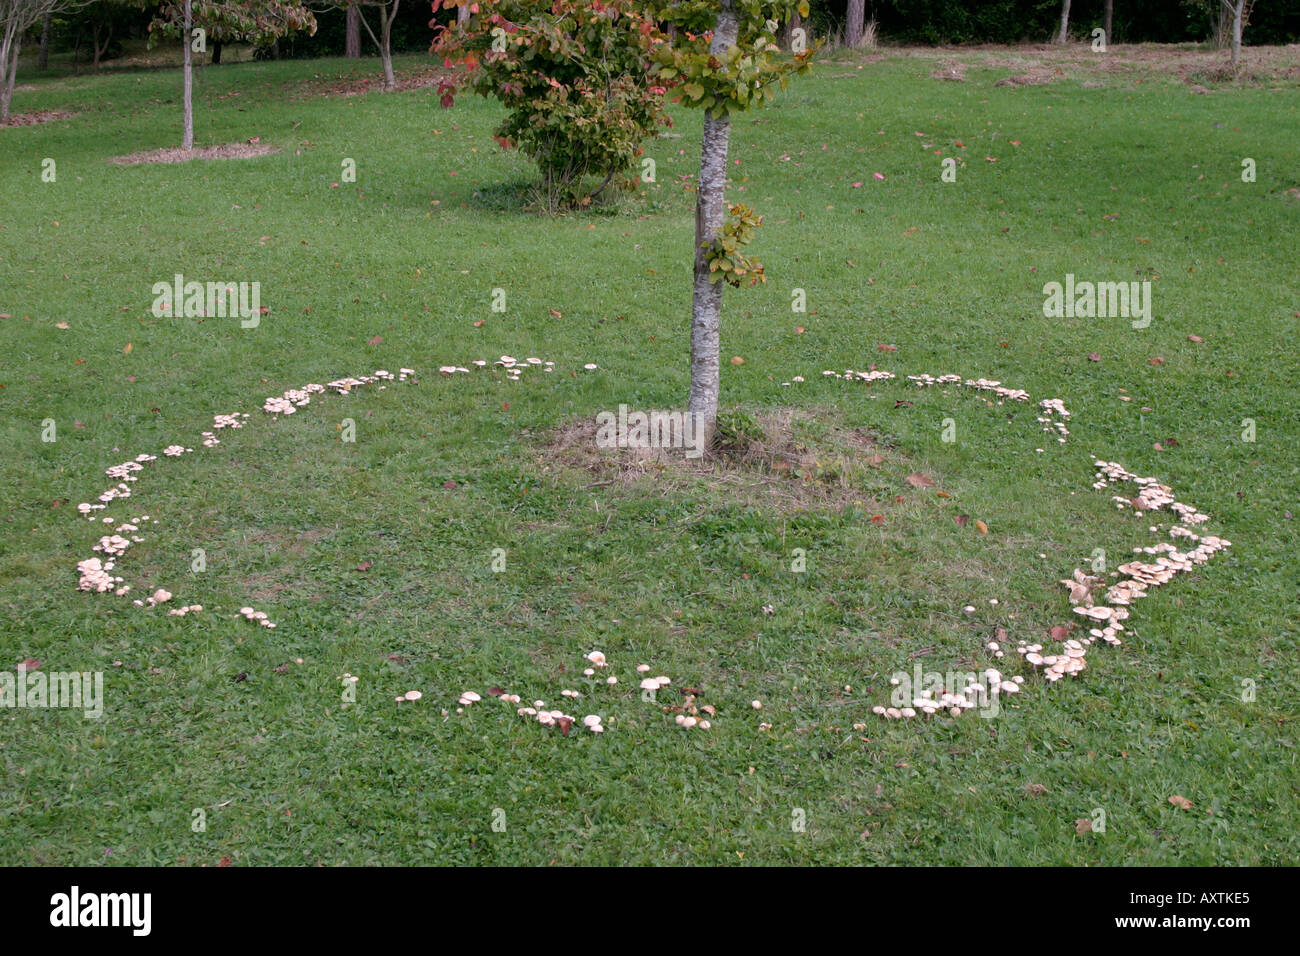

{"left": 782, "top": 11, "right": 801, "bottom": 51}
{"left": 346, "top": 6, "right": 361, "bottom": 57}
{"left": 182, "top": 0, "right": 194, "bottom": 149}
{"left": 1057, "top": 0, "right": 1071, "bottom": 44}
{"left": 39, "top": 11, "right": 52, "bottom": 71}
{"left": 845, "top": 0, "right": 864, "bottom": 49}
{"left": 1230, "top": 1, "right": 1243, "bottom": 76}
{"left": 687, "top": 1, "right": 738, "bottom": 450}
{"left": 93, "top": 22, "right": 113, "bottom": 72}
{"left": 212, "top": 40, "right": 222, "bottom": 64}
{"left": 357, "top": 3, "right": 397, "bottom": 91}
{"left": 380, "top": 1, "right": 397, "bottom": 91}
{"left": 457, "top": 4, "right": 469, "bottom": 24}
{"left": 1103, "top": 0, "right": 1113, "bottom": 45}
{"left": 2, "top": 32, "right": 22, "bottom": 124}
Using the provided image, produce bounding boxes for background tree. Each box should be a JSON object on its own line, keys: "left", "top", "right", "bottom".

{"left": 653, "top": 0, "right": 814, "bottom": 448}
{"left": 1222, "top": 0, "right": 1255, "bottom": 74}
{"left": 844, "top": 0, "right": 863, "bottom": 46}
{"left": 36, "top": 6, "right": 49, "bottom": 66}
{"left": 1057, "top": 0, "right": 1071, "bottom": 42}
{"left": 344, "top": 0, "right": 357, "bottom": 53}
{"left": 1104, "top": 0, "right": 1114, "bottom": 42}
{"left": 350, "top": 0, "right": 400, "bottom": 89}
{"left": 80, "top": 0, "right": 134, "bottom": 70}
{"left": 2, "top": 0, "right": 84, "bottom": 121}
{"left": 149, "top": 0, "right": 316, "bottom": 148}
{"left": 432, "top": 0, "right": 671, "bottom": 210}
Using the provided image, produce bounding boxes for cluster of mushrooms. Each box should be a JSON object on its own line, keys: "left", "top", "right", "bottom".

{"left": 71, "top": 357, "right": 605, "bottom": 626}
{"left": 73, "top": 368, "right": 419, "bottom": 618}
{"left": 438, "top": 651, "right": 697, "bottom": 737}
{"left": 859, "top": 376, "right": 1228, "bottom": 721}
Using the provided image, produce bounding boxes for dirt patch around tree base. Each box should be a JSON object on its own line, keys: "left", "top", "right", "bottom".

{"left": 2, "top": 110, "right": 75, "bottom": 127}
{"left": 107, "top": 142, "right": 280, "bottom": 166}
{"left": 536, "top": 407, "right": 906, "bottom": 515}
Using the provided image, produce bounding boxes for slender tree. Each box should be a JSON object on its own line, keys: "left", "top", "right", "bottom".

{"left": 1103, "top": 0, "right": 1113, "bottom": 44}
{"left": 150, "top": 0, "right": 316, "bottom": 148}
{"left": 2, "top": 0, "right": 84, "bottom": 122}
{"left": 37, "top": 7, "right": 49, "bottom": 67}
{"left": 351, "top": 0, "right": 400, "bottom": 90}
{"left": 1222, "top": 0, "right": 1254, "bottom": 76}
{"left": 1056, "top": 0, "right": 1071, "bottom": 43}
{"left": 653, "top": 0, "right": 815, "bottom": 448}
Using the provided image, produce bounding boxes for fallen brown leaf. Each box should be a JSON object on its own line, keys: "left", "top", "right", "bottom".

{"left": 906, "top": 472, "right": 935, "bottom": 488}
{"left": 1169, "top": 794, "right": 1193, "bottom": 810}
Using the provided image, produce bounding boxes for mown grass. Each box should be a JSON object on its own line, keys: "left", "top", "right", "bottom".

{"left": 1, "top": 44, "right": 1298, "bottom": 865}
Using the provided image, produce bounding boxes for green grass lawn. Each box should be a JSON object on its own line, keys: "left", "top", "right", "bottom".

{"left": 1, "top": 44, "right": 1298, "bottom": 865}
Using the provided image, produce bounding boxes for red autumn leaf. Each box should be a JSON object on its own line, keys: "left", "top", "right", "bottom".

{"left": 443, "top": 480, "right": 458, "bottom": 489}
{"left": 1087, "top": 352, "right": 1101, "bottom": 362}
{"left": 1049, "top": 625, "right": 1070, "bottom": 641}
{"left": 486, "top": 687, "right": 504, "bottom": 697}
{"left": 870, "top": 514, "right": 884, "bottom": 524}
{"left": 357, "top": 561, "right": 372, "bottom": 572}
{"left": 955, "top": 514, "right": 969, "bottom": 527}
{"left": 555, "top": 716, "right": 573, "bottom": 737}
{"left": 368, "top": 336, "right": 383, "bottom": 345}
{"left": 1149, "top": 356, "right": 1166, "bottom": 366}
{"left": 19, "top": 658, "right": 41, "bottom": 671}
{"left": 877, "top": 343, "right": 898, "bottom": 352}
